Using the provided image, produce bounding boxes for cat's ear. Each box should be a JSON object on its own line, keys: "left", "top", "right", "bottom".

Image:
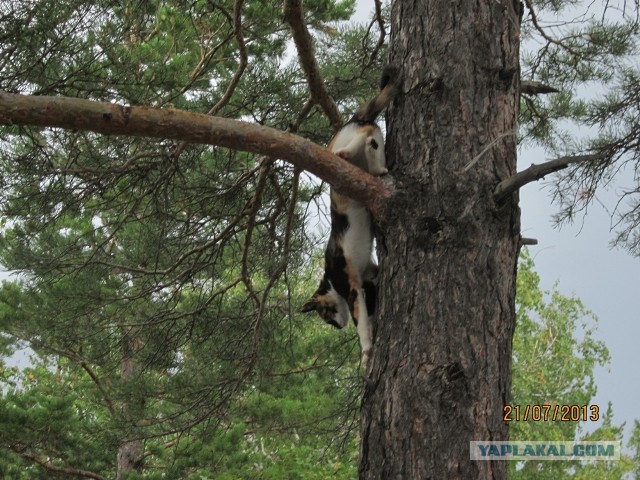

{"left": 300, "top": 296, "right": 319, "bottom": 313}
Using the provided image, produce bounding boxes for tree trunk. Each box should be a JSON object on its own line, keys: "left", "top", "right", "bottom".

{"left": 116, "top": 331, "right": 144, "bottom": 479}
{"left": 360, "top": 1, "right": 521, "bottom": 479}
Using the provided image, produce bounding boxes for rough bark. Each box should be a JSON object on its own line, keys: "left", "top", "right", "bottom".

{"left": 0, "top": 91, "right": 390, "bottom": 217}
{"left": 360, "top": 1, "right": 521, "bottom": 479}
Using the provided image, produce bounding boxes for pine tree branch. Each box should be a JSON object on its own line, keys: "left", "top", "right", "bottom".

{"left": 172, "top": 0, "right": 247, "bottom": 161}
{"left": 362, "top": 0, "right": 386, "bottom": 68}
{"left": 494, "top": 153, "right": 605, "bottom": 201}
{"left": 283, "top": 0, "right": 343, "bottom": 130}
{"left": 80, "top": 361, "right": 117, "bottom": 416}
{"left": 0, "top": 91, "right": 391, "bottom": 217}
{"left": 10, "top": 447, "right": 108, "bottom": 480}
{"left": 207, "top": 0, "right": 247, "bottom": 117}
{"left": 523, "top": 0, "right": 580, "bottom": 57}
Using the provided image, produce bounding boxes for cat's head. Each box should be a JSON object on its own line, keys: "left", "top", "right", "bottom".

{"left": 301, "top": 278, "right": 349, "bottom": 329}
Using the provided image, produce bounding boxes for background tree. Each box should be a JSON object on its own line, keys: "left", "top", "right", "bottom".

{"left": 1, "top": 0, "right": 640, "bottom": 478}
{"left": 0, "top": 276, "right": 364, "bottom": 479}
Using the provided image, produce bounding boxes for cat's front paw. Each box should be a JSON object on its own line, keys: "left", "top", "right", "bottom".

{"left": 361, "top": 348, "right": 371, "bottom": 369}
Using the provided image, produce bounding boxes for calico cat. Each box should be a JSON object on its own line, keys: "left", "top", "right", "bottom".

{"left": 301, "top": 68, "right": 399, "bottom": 365}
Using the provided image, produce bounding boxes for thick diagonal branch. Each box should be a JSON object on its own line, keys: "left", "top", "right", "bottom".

{"left": 0, "top": 92, "right": 391, "bottom": 217}
{"left": 494, "top": 153, "right": 605, "bottom": 201}
{"left": 283, "top": 0, "right": 343, "bottom": 130}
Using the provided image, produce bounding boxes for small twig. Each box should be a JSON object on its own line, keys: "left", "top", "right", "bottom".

{"left": 207, "top": 0, "right": 248, "bottom": 117}
{"left": 240, "top": 157, "right": 272, "bottom": 304}
{"left": 521, "top": 80, "right": 559, "bottom": 95}
{"left": 290, "top": 96, "right": 314, "bottom": 133}
{"left": 462, "top": 131, "right": 516, "bottom": 172}
{"left": 80, "top": 361, "right": 117, "bottom": 416}
{"left": 520, "top": 237, "right": 538, "bottom": 246}
{"left": 283, "top": 0, "right": 342, "bottom": 130}
{"left": 493, "top": 153, "right": 606, "bottom": 201}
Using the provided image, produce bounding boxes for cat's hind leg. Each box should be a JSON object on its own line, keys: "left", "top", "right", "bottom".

{"left": 352, "top": 287, "right": 373, "bottom": 367}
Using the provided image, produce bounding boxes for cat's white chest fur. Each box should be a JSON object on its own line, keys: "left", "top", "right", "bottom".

{"left": 342, "top": 200, "right": 373, "bottom": 274}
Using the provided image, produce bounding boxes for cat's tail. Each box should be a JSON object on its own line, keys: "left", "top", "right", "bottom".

{"left": 351, "top": 65, "right": 401, "bottom": 125}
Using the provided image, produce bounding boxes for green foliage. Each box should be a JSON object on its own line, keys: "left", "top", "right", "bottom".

{"left": 0, "top": 358, "right": 115, "bottom": 479}
{"left": 513, "top": 251, "right": 609, "bottom": 424}
{"left": 630, "top": 420, "right": 640, "bottom": 479}
{"left": 5, "top": 242, "right": 639, "bottom": 478}
{"left": 0, "top": 269, "right": 362, "bottom": 478}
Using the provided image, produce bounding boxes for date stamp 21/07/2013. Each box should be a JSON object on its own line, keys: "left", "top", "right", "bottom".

{"left": 503, "top": 404, "right": 600, "bottom": 422}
